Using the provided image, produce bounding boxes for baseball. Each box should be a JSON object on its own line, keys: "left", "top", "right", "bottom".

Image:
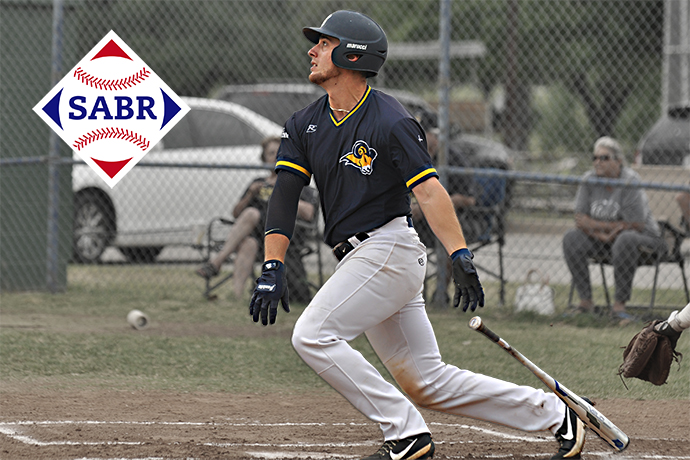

{"left": 126, "top": 309, "right": 150, "bottom": 330}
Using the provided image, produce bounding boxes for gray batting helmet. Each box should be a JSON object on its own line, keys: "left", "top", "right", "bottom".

{"left": 303, "top": 10, "right": 388, "bottom": 78}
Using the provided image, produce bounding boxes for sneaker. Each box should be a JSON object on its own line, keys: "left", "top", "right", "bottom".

{"left": 361, "top": 433, "right": 434, "bottom": 460}
{"left": 195, "top": 262, "right": 219, "bottom": 279}
{"left": 551, "top": 407, "right": 586, "bottom": 459}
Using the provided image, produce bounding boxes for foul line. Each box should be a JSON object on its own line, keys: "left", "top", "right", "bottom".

{"left": 2, "top": 419, "right": 689, "bottom": 460}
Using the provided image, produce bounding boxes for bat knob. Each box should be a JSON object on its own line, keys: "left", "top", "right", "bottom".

{"left": 468, "top": 316, "right": 482, "bottom": 330}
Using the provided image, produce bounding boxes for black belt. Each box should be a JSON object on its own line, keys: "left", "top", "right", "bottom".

{"left": 333, "top": 232, "right": 370, "bottom": 261}
{"left": 332, "top": 217, "right": 414, "bottom": 262}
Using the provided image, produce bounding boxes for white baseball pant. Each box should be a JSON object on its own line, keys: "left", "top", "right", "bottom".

{"left": 291, "top": 217, "right": 565, "bottom": 441}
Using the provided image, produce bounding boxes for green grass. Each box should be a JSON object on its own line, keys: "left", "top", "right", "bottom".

{"left": 1, "top": 265, "right": 688, "bottom": 400}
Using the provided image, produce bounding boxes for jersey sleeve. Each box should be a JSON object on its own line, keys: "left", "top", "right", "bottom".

{"left": 274, "top": 115, "right": 313, "bottom": 184}
{"left": 388, "top": 118, "right": 438, "bottom": 190}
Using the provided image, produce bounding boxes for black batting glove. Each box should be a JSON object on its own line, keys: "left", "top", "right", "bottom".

{"left": 450, "top": 248, "right": 485, "bottom": 312}
{"left": 249, "top": 260, "right": 290, "bottom": 326}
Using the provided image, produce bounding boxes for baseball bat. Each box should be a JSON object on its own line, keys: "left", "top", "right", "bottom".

{"left": 468, "top": 316, "right": 629, "bottom": 452}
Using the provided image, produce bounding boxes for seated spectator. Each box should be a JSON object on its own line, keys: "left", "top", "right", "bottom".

{"left": 411, "top": 127, "right": 478, "bottom": 302}
{"left": 675, "top": 190, "right": 690, "bottom": 233}
{"left": 195, "top": 136, "right": 316, "bottom": 302}
{"left": 563, "top": 136, "right": 666, "bottom": 321}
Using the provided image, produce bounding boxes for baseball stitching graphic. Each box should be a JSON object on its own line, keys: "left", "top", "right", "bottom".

{"left": 73, "top": 128, "right": 150, "bottom": 151}
{"left": 73, "top": 67, "right": 151, "bottom": 91}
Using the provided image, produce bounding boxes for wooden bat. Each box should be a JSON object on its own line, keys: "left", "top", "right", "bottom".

{"left": 468, "top": 316, "right": 630, "bottom": 452}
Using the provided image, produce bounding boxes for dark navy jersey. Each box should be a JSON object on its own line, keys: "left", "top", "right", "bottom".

{"left": 274, "top": 86, "right": 438, "bottom": 247}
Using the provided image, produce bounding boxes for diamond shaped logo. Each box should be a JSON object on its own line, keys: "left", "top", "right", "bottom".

{"left": 33, "top": 30, "right": 190, "bottom": 188}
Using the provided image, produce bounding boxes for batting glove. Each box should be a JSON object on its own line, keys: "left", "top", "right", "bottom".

{"left": 450, "top": 248, "right": 485, "bottom": 312}
{"left": 249, "top": 260, "right": 290, "bottom": 326}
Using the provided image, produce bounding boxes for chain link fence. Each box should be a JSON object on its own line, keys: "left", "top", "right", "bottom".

{"left": 2, "top": 0, "right": 689, "bottom": 313}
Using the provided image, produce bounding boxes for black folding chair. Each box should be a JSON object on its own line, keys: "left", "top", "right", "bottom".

{"left": 567, "top": 219, "right": 689, "bottom": 313}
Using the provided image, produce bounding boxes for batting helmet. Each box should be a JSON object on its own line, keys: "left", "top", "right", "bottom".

{"left": 303, "top": 10, "right": 388, "bottom": 78}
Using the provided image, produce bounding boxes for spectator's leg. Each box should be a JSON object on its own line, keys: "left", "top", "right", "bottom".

{"left": 676, "top": 191, "right": 690, "bottom": 232}
{"left": 612, "top": 230, "right": 666, "bottom": 312}
{"left": 562, "top": 228, "right": 598, "bottom": 310}
{"left": 209, "top": 207, "right": 261, "bottom": 271}
{"left": 233, "top": 236, "right": 260, "bottom": 298}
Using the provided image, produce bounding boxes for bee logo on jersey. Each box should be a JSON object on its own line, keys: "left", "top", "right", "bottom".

{"left": 339, "top": 140, "right": 377, "bottom": 175}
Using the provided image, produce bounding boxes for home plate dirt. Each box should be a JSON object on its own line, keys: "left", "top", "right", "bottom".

{"left": 0, "top": 390, "right": 688, "bottom": 459}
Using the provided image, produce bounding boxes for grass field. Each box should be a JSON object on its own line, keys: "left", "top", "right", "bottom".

{"left": 1, "top": 265, "right": 688, "bottom": 401}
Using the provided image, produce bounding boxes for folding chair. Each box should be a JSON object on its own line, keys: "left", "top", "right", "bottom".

{"left": 424, "top": 172, "right": 508, "bottom": 306}
{"left": 567, "top": 219, "right": 689, "bottom": 313}
{"left": 464, "top": 174, "right": 508, "bottom": 305}
{"left": 198, "top": 188, "right": 324, "bottom": 302}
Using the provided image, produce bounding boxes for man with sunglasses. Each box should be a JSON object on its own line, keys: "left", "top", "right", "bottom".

{"left": 563, "top": 136, "right": 665, "bottom": 322}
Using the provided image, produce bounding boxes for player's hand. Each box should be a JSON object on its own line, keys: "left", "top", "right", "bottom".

{"left": 450, "top": 248, "right": 485, "bottom": 312}
{"left": 249, "top": 260, "right": 290, "bottom": 326}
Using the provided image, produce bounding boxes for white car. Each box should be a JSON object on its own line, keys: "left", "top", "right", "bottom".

{"left": 72, "top": 97, "right": 283, "bottom": 263}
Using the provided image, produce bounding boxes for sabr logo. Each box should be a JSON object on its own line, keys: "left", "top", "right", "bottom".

{"left": 33, "top": 30, "right": 189, "bottom": 188}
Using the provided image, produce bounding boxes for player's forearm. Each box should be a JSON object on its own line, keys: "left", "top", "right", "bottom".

{"left": 264, "top": 233, "right": 290, "bottom": 263}
{"left": 414, "top": 179, "right": 468, "bottom": 255}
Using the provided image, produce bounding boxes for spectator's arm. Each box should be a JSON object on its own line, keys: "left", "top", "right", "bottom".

{"left": 297, "top": 200, "right": 315, "bottom": 222}
{"left": 450, "top": 193, "right": 476, "bottom": 210}
{"left": 233, "top": 181, "right": 262, "bottom": 218}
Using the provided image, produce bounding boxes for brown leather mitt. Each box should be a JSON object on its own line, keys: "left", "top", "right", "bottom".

{"left": 618, "top": 320, "right": 682, "bottom": 386}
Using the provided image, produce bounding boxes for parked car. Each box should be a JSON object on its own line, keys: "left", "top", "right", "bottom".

{"left": 634, "top": 104, "right": 690, "bottom": 166}
{"left": 214, "top": 83, "right": 513, "bottom": 170}
{"left": 72, "top": 97, "right": 283, "bottom": 263}
{"left": 213, "top": 83, "right": 326, "bottom": 127}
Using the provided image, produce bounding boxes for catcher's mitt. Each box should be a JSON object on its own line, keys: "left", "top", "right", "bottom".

{"left": 618, "top": 320, "right": 682, "bottom": 386}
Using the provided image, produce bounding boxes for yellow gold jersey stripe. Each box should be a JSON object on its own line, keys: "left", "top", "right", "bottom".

{"left": 406, "top": 168, "right": 438, "bottom": 188}
{"left": 276, "top": 160, "right": 311, "bottom": 178}
{"left": 330, "top": 86, "right": 371, "bottom": 127}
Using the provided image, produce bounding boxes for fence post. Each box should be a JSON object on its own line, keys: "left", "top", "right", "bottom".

{"left": 432, "top": 0, "right": 452, "bottom": 309}
{"left": 46, "top": 0, "right": 64, "bottom": 293}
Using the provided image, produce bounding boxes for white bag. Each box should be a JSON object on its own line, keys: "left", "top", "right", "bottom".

{"left": 514, "top": 269, "right": 555, "bottom": 315}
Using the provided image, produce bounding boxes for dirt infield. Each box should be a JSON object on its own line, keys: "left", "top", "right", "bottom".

{"left": 1, "top": 389, "right": 688, "bottom": 460}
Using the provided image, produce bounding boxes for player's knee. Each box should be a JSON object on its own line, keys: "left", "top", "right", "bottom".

{"left": 291, "top": 315, "right": 318, "bottom": 357}
{"left": 398, "top": 378, "right": 438, "bottom": 408}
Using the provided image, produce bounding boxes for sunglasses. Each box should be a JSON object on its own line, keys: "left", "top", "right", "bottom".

{"left": 592, "top": 154, "right": 613, "bottom": 162}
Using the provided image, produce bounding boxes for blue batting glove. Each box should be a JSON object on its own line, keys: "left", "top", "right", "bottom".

{"left": 249, "top": 260, "right": 290, "bottom": 326}
{"left": 450, "top": 248, "right": 485, "bottom": 312}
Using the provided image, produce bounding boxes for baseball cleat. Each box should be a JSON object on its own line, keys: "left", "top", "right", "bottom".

{"left": 551, "top": 406, "right": 586, "bottom": 459}
{"left": 361, "top": 433, "right": 434, "bottom": 459}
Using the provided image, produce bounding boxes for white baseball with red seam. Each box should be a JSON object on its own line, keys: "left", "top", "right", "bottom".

{"left": 33, "top": 30, "right": 189, "bottom": 188}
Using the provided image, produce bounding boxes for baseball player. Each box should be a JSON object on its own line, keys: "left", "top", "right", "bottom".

{"left": 249, "top": 10, "right": 587, "bottom": 460}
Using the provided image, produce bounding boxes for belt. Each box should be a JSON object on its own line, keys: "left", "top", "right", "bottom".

{"left": 333, "top": 232, "right": 370, "bottom": 262}
{"left": 332, "top": 217, "right": 414, "bottom": 262}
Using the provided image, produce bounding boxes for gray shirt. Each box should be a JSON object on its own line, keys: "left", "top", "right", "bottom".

{"left": 574, "top": 167, "right": 660, "bottom": 237}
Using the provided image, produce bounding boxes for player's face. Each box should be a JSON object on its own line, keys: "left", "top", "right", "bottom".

{"left": 308, "top": 36, "right": 342, "bottom": 86}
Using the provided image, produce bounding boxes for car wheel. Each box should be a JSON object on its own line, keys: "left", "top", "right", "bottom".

{"left": 119, "top": 247, "right": 164, "bottom": 264}
{"left": 73, "top": 193, "right": 115, "bottom": 263}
